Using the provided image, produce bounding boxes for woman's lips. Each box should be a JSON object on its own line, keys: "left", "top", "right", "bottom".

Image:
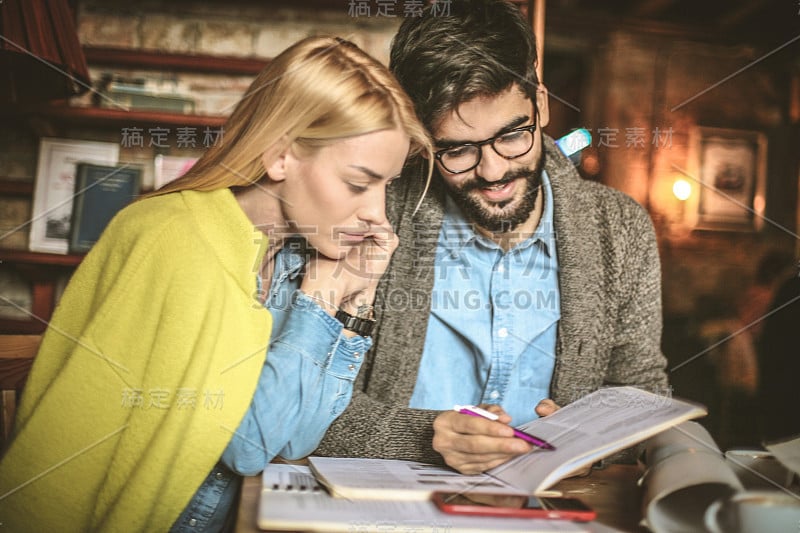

{"left": 338, "top": 232, "right": 367, "bottom": 244}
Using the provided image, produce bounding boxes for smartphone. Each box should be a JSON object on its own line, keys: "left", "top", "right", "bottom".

{"left": 431, "top": 491, "right": 596, "bottom": 521}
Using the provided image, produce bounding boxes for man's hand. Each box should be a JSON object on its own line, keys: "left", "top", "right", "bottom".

{"left": 432, "top": 404, "right": 532, "bottom": 474}
{"left": 535, "top": 398, "right": 560, "bottom": 417}
{"left": 434, "top": 400, "right": 565, "bottom": 474}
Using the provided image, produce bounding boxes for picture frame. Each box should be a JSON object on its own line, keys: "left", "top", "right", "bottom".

{"left": 29, "top": 138, "right": 119, "bottom": 254}
{"left": 687, "top": 126, "right": 767, "bottom": 231}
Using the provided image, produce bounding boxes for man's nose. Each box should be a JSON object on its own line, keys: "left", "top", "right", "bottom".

{"left": 474, "top": 145, "right": 509, "bottom": 182}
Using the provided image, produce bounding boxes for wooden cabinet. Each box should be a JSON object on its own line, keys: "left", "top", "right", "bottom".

{"left": 3, "top": 46, "right": 269, "bottom": 131}
{"left": 0, "top": 47, "right": 269, "bottom": 333}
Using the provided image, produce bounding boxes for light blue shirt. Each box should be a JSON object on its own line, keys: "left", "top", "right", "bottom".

{"left": 224, "top": 238, "right": 371, "bottom": 472}
{"left": 173, "top": 238, "right": 369, "bottom": 532}
{"left": 409, "top": 171, "right": 560, "bottom": 426}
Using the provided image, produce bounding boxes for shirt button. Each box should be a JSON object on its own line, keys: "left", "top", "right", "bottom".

{"left": 189, "top": 518, "right": 198, "bottom": 527}
{"left": 489, "top": 390, "right": 500, "bottom": 400}
{"left": 348, "top": 364, "right": 356, "bottom": 372}
{"left": 215, "top": 471, "right": 224, "bottom": 480}
{"left": 354, "top": 352, "right": 360, "bottom": 359}
{"left": 497, "top": 327, "right": 508, "bottom": 338}
{"left": 497, "top": 264, "right": 505, "bottom": 273}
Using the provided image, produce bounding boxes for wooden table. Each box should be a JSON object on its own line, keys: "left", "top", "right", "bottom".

{"left": 235, "top": 464, "right": 645, "bottom": 532}
{"left": 555, "top": 465, "right": 645, "bottom": 532}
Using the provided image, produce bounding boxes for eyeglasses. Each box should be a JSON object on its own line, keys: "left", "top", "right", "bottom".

{"left": 434, "top": 123, "right": 538, "bottom": 174}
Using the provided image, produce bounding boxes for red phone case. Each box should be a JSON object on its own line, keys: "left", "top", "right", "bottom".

{"left": 431, "top": 492, "right": 596, "bottom": 522}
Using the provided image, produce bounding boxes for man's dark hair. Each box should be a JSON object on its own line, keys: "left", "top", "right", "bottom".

{"left": 389, "top": 0, "right": 539, "bottom": 130}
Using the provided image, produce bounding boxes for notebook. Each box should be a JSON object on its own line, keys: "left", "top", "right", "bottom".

{"left": 257, "top": 463, "right": 593, "bottom": 532}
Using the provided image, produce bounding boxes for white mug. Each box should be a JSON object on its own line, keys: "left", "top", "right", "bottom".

{"left": 725, "top": 449, "right": 795, "bottom": 490}
{"left": 705, "top": 490, "right": 800, "bottom": 533}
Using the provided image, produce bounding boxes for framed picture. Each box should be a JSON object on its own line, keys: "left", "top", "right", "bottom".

{"left": 29, "top": 138, "right": 119, "bottom": 254}
{"left": 687, "top": 127, "right": 767, "bottom": 231}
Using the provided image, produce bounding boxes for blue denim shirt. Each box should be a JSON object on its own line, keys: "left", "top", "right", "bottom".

{"left": 171, "top": 239, "right": 370, "bottom": 532}
{"left": 409, "top": 171, "right": 560, "bottom": 426}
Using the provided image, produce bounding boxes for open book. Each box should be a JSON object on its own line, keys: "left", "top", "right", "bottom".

{"left": 258, "top": 464, "right": 594, "bottom": 532}
{"left": 308, "top": 457, "right": 527, "bottom": 500}
{"left": 309, "top": 387, "right": 706, "bottom": 499}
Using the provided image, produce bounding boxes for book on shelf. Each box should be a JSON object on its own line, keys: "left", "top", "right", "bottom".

{"left": 0, "top": 196, "right": 30, "bottom": 250}
{"left": 258, "top": 464, "right": 590, "bottom": 533}
{"left": 68, "top": 163, "right": 142, "bottom": 254}
{"left": 102, "top": 86, "right": 196, "bottom": 114}
{"left": 30, "top": 138, "right": 120, "bottom": 254}
{"left": 308, "top": 387, "right": 707, "bottom": 500}
{"left": 0, "top": 268, "right": 33, "bottom": 320}
{"left": 95, "top": 75, "right": 196, "bottom": 114}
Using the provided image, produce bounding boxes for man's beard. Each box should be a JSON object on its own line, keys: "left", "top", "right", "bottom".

{"left": 445, "top": 153, "right": 545, "bottom": 233}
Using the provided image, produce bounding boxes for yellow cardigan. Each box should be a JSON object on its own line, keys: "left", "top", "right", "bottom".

{"left": 0, "top": 189, "right": 272, "bottom": 532}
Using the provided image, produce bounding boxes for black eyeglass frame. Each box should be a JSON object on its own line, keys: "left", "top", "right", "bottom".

{"left": 433, "top": 123, "right": 538, "bottom": 175}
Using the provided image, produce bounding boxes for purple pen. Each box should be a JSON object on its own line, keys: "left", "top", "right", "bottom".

{"left": 454, "top": 405, "right": 556, "bottom": 451}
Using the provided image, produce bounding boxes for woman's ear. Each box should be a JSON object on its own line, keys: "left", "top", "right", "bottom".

{"left": 261, "top": 138, "right": 292, "bottom": 182}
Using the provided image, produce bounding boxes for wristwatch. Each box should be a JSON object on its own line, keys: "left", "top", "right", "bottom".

{"left": 335, "top": 304, "right": 376, "bottom": 337}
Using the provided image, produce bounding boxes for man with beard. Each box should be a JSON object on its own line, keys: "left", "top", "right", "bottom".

{"left": 315, "top": 0, "right": 669, "bottom": 474}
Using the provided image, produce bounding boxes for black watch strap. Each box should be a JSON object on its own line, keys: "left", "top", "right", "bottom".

{"left": 335, "top": 307, "right": 376, "bottom": 337}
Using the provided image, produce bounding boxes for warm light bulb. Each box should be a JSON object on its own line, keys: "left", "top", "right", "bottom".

{"left": 673, "top": 179, "right": 691, "bottom": 201}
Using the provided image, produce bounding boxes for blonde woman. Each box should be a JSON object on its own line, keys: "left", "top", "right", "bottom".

{"left": 0, "top": 36, "right": 431, "bottom": 532}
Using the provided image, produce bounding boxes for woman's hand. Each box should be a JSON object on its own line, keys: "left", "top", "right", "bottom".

{"left": 301, "top": 223, "right": 398, "bottom": 314}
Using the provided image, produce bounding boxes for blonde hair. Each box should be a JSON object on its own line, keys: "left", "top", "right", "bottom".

{"left": 153, "top": 36, "right": 432, "bottom": 202}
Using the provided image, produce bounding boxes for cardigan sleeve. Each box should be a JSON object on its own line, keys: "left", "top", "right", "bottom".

{"left": 0, "top": 204, "right": 270, "bottom": 532}
{"left": 602, "top": 196, "right": 669, "bottom": 394}
{"left": 222, "top": 293, "right": 369, "bottom": 475}
{"left": 313, "top": 382, "right": 442, "bottom": 464}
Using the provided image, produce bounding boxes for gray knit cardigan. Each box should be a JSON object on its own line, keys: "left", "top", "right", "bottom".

{"left": 315, "top": 135, "right": 669, "bottom": 464}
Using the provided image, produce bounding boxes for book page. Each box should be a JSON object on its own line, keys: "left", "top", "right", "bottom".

{"left": 308, "top": 457, "right": 525, "bottom": 501}
{"left": 259, "top": 464, "right": 592, "bottom": 533}
{"left": 488, "top": 387, "right": 707, "bottom": 494}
